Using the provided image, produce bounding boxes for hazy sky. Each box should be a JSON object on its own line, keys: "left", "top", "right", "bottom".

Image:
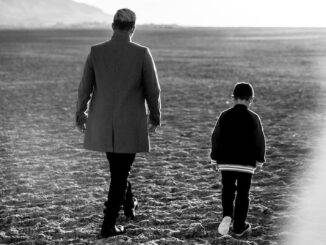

{"left": 74, "top": 0, "right": 326, "bottom": 27}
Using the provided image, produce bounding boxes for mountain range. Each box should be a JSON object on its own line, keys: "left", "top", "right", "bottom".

{"left": 0, "top": 0, "right": 112, "bottom": 28}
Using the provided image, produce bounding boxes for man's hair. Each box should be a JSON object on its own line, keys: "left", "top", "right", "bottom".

{"left": 113, "top": 8, "right": 136, "bottom": 31}
{"left": 232, "top": 82, "right": 254, "bottom": 100}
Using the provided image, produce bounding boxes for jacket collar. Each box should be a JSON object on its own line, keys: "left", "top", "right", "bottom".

{"left": 111, "top": 31, "right": 131, "bottom": 42}
{"left": 233, "top": 104, "right": 248, "bottom": 110}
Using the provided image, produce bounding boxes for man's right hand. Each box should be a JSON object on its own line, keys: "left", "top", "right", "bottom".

{"left": 148, "top": 123, "right": 158, "bottom": 133}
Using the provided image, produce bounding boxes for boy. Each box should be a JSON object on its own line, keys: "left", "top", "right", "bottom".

{"left": 210, "top": 82, "right": 265, "bottom": 237}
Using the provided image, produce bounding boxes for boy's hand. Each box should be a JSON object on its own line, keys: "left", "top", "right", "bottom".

{"left": 255, "top": 162, "right": 264, "bottom": 173}
{"left": 210, "top": 159, "right": 219, "bottom": 172}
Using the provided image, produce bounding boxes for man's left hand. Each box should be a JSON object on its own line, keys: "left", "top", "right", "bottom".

{"left": 76, "top": 113, "right": 87, "bottom": 133}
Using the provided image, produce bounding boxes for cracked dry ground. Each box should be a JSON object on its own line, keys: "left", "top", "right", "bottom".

{"left": 1, "top": 29, "right": 326, "bottom": 244}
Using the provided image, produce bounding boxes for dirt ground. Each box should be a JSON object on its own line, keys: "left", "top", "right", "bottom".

{"left": 1, "top": 28, "right": 326, "bottom": 244}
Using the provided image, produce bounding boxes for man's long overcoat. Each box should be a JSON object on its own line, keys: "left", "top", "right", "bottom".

{"left": 76, "top": 32, "right": 161, "bottom": 153}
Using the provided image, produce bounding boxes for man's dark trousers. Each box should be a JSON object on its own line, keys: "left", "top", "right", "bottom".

{"left": 221, "top": 171, "right": 252, "bottom": 233}
{"left": 103, "top": 153, "right": 135, "bottom": 228}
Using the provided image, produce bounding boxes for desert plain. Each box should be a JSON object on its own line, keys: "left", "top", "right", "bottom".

{"left": 1, "top": 27, "right": 326, "bottom": 244}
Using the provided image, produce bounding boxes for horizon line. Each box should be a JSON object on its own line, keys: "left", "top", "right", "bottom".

{"left": 0, "top": 23, "right": 325, "bottom": 30}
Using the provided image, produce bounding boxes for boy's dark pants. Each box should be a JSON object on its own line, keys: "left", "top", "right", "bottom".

{"left": 102, "top": 153, "right": 136, "bottom": 228}
{"left": 221, "top": 171, "right": 252, "bottom": 232}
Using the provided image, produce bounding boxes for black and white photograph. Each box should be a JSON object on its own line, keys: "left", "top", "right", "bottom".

{"left": 0, "top": 0, "right": 326, "bottom": 244}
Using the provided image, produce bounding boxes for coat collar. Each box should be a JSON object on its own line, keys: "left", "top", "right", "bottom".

{"left": 233, "top": 104, "right": 248, "bottom": 110}
{"left": 111, "top": 31, "right": 131, "bottom": 42}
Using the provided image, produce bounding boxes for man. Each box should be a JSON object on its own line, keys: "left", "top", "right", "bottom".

{"left": 75, "top": 8, "right": 161, "bottom": 238}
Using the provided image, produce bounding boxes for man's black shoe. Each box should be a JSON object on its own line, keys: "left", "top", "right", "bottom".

{"left": 99, "top": 225, "right": 125, "bottom": 238}
{"left": 124, "top": 197, "right": 138, "bottom": 220}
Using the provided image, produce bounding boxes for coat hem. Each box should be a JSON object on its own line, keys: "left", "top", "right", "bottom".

{"left": 84, "top": 143, "right": 150, "bottom": 153}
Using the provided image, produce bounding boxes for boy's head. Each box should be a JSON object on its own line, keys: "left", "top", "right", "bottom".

{"left": 232, "top": 82, "right": 254, "bottom": 102}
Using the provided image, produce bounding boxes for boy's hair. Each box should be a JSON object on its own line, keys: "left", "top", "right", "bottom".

{"left": 232, "top": 82, "right": 254, "bottom": 100}
{"left": 113, "top": 8, "right": 136, "bottom": 31}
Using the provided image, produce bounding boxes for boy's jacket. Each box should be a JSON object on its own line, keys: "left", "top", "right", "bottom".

{"left": 210, "top": 104, "right": 265, "bottom": 173}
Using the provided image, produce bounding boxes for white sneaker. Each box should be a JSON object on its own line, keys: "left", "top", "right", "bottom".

{"left": 218, "top": 216, "right": 232, "bottom": 235}
{"left": 233, "top": 223, "right": 252, "bottom": 238}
